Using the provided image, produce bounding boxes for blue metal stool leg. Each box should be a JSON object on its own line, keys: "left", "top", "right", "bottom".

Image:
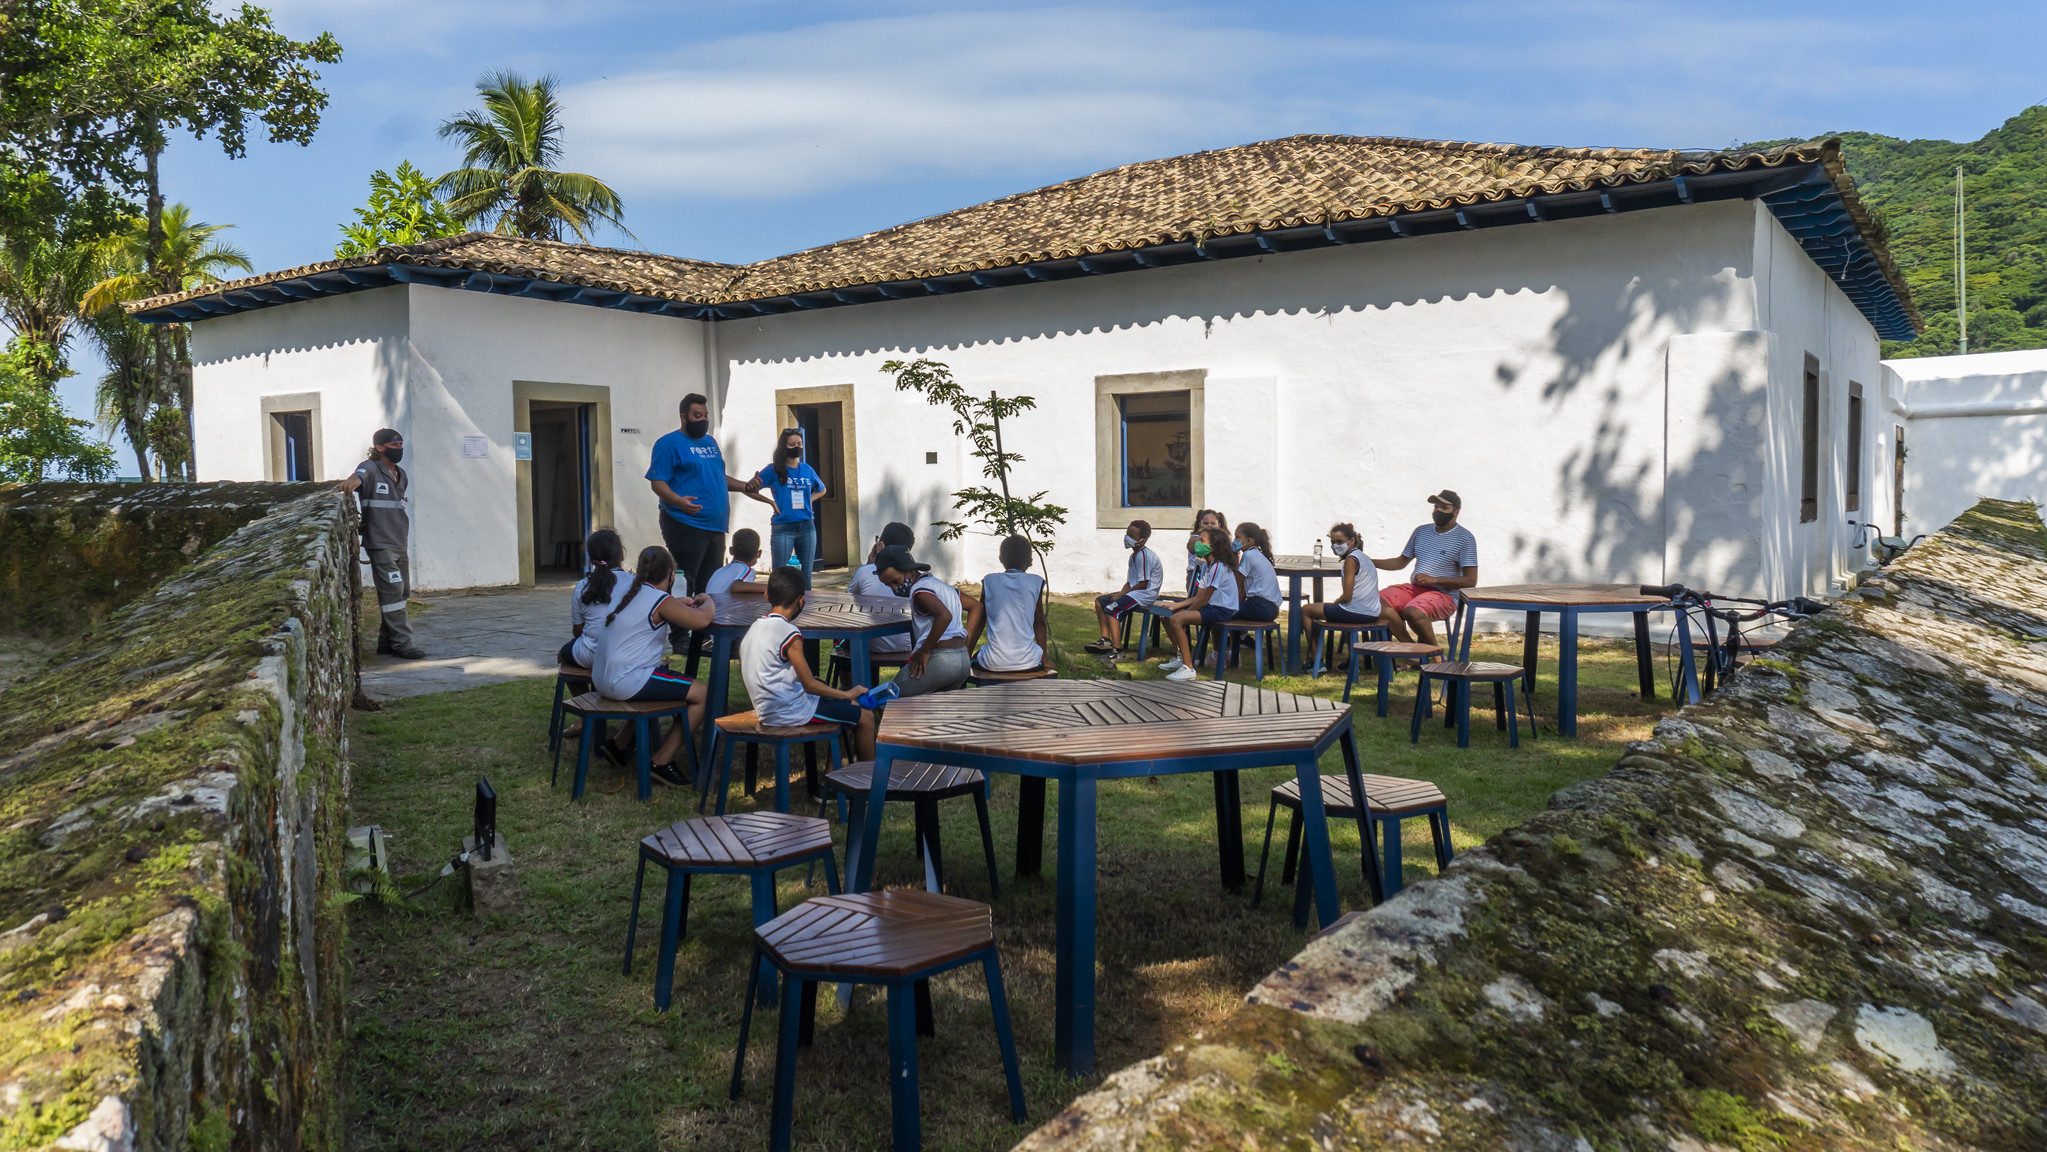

{"left": 973, "top": 784, "right": 1001, "bottom": 896}
{"left": 572, "top": 722, "right": 597, "bottom": 799}
{"left": 1456, "top": 682, "right": 1472, "bottom": 748}
{"left": 635, "top": 717, "right": 654, "bottom": 801}
{"left": 1342, "top": 637, "right": 1361, "bottom": 703}
{"left": 774, "top": 743, "right": 793, "bottom": 813}
{"left": 1375, "top": 652, "right": 1393, "bottom": 717}
{"left": 730, "top": 949, "right": 763, "bottom": 1100}
{"left": 1251, "top": 795, "right": 1280, "bottom": 908}
{"left": 769, "top": 968, "right": 803, "bottom": 1152}
{"left": 549, "top": 676, "right": 566, "bottom": 753}
{"left": 713, "top": 736, "right": 738, "bottom": 816}
{"left": 751, "top": 872, "right": 779, "bottom": 1003}
{"left": 983, "top": 952, "right": 1028, "bottom": 1121}
{"left": 623, "top": 853, "right": 648, "bottom": 975}
{"left": 1380, "top": 814, "right": 1405, "bottom": 897}
{"left": 654, "top": 867, "right": 689, "bottom": 1011}
{"left": 1409, "top": 673, "right": 1430, "bottom": 743}
{"left": 885, "top": 978, "right": 924, "bottom": 1152}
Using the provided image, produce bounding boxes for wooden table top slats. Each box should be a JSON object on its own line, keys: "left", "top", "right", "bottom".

{"left": 1272, "top": 773, "right": 1447, "bottom": 818}
{"left": 1461, "top": 583, "right": 1669, "bottom": 608}
{"left": 826, "top": 761, "right": 984, "bottom": 797}
{"left": 557, "top": 664, "right": 592, "bottom": 679}
{"left": 757, "top": 891, "right": 993, "bottom": 977}
{"left": 1420, "top": 661, "right": 1529, "bottom": 681}
{"left": 1355, "top": 641, "right": 1444, "bottom": 657}
{"left": 643, "top": 811, "right": 833, "bottom": 868}
{"left": 708, "top": 589, "right": 912, "bottom": 634}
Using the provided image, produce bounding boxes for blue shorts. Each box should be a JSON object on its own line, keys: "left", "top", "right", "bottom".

{"left": 1236, "top": 596, "right": 1279, "bottom": 623}
{"left": 1323, "top": 602, "right": 1378, "bottom": 625}
{"left": 810, "top": 697, "right": 863, "bottom": 725}
{"left": 1096, "top": 593, "right": 1144, "bottom": 619}
{"left": 1197, "top": 604, "right": 1235, "bottom": 625}
{"left": 626, "top": 666, "right": 694, "bottom": 702}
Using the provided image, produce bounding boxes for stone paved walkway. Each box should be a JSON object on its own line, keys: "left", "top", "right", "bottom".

{"left": 360, "top": 579, "right": 574, "bottom": 701}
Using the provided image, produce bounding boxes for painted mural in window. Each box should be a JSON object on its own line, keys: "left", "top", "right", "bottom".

{"left": 1119, "top": 391, "right": 1191, "bottom": 507}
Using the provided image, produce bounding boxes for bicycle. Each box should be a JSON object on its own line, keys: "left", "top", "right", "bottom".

{"left": 1639, "top": 584, "right": 1828, "bottom": 696}
{"left": 1847, "top": 520, "right": 1926, "bottom": 567}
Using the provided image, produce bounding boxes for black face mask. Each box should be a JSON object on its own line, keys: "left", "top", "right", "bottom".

{"left": 684, "top": 418, "right": 710, "bottom": 438}
{"left": 1432, "top": 510, "right": 1454, "bottom": 528}
{"left": 382, "top": 447, "right": 403, "bottom": 465}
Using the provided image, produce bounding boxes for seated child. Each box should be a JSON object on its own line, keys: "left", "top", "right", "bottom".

{"left": 1301, "top": 521, "right": 1384, "bottom": 664}
{"left": 1232, "top": 522, "right": 1282, "bottom": 622}
{"left": 740, "top": 567, "right": 878, "bottom": 761}
{"left": 848, "top": 522, "right": 917, "bottom": 656}
{"left": 1158, "top": 526, "right": 1240, "bottom": 681}
{"left": 1089, "top": 519, "right": 1163, "bottom": 654}
{"left": 559, "top": 528, "right": 626, "bottom": 670}
{"left": 590, "top": 546, "right": 715, "bottom": 787}
{"left": 872, "top": 544, "right": 973, "bottom": 696}
{"left": 974, "top": 534, "right": 1049, "bottom": 672}
{"left": 706, "top": 528, "right": 761, "bottom": 594}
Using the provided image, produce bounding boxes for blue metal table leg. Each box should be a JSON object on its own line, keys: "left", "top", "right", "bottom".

{"left": 704, "top": 633, "right": 734, "bottom": 754}
{"left": 1455, "top": 682, "right": 1472, "bottom": 747}
{"left": 1054, "top": 772, "right": 1098, "bottom": 1075}
{"left": 1457, "top": 600, "right": 1476, "bottom": 661}
{"left": 751, "top": 872, "right": 779, "bottom": 1002}
{"left": 1558, "top": 607, "right": 1580, "bottom": 738}
{"left": 1285, "top": 574, "right": 1303, "bottom": 675}
{"left": 1338, "top": 725, "right": 1384, "bottom": 904}
{"left": 769, "top": 973, "right": 802, "bottom": 1152}
{"left": 853, "top": 747, "right": 894, "bottom": 891}
{"left": 1291, "top": 751, "right": 1342, "bottom": 930}
{"left": 774, "top": 743, "right": 792, "bottom": 813}
{"left": 885, "top": 979, "right": 924, "bottom": 1152}
{"left": 982, "top": 954, "right": 1028, "bottom": 1120}
{"left": 1375, "top": 652, "right": 1393, "bottom": 717}
{"left": 654, "top": 867, "right": 687, "bottom": 1011}
{"left": 851, "top": 639, "right": 874, "bottom": 696}
{"left": 635, "top": 717, "right": 653, "bottom": 801}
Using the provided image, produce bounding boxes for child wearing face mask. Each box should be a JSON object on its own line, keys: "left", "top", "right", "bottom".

{"left": 1088, "top": 520, "right": 1164, "bottom": 655}
{"left": 1300, "top": 521, "right": 1382, "bottom": 664}
{"left": 1157, "top": 526, "right": 1240, "bottom": 681}
{"left": 1232, "top": 522, "right": 1282, "bottom": 622}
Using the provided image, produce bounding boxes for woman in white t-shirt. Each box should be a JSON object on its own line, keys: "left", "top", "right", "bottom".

{"left": 589, "top": 546, "right": 716, "bottom": 787}
{"left": 1157, "top": 526, "right": 1240, "bottom": 681}
{"left": 1301, "top": 521, "right": 1383, "bottom": 671}
{"left": 739, "top": 567, "right": 878, "bottom": 761}
{"left": 974, "top": 535, "right": 1049, "bottom": 672}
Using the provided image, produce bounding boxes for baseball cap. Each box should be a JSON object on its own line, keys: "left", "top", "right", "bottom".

{"left": 878, "top": 522, "right": 915, "bottom": 547}
{"left": 1428, "top": 490, "right": 1461, "bottom": 510}
{"left": 372, "top": 427, "right": 403, "bottom": 445}
{"left": 873, "top": 545, "right": 930, "bottom": 575}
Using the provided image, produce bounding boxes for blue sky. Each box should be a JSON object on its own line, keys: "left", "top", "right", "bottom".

{"left": 59, "top": 0, "right": 2047, "bottom": 463}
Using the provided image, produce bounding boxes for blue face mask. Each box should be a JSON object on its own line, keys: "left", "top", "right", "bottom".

{"left": 1231, "top": 540, "right": 1244, "bottom": 552}
{"left": 1123, "top": 534, "right": 1138, "bottom": 549}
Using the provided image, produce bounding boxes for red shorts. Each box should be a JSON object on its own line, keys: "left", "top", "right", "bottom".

{"left": 1380, "top": 583, "right": 1458, "bottom": 621}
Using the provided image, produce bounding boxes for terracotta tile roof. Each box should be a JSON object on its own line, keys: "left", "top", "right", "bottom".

{"left": 128, "top": 134, "right": 1914, "bottom": 332}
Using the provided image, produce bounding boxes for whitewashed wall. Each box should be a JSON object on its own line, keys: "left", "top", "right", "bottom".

{"left": 1884, "top": 348, "right": 2047, "bottom": 537}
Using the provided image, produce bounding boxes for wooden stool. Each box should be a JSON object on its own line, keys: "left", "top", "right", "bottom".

{"left": 549, "top": 663, "right": 592, "bottom": 754}
{"left": 557, "top": 692, "right": 699, "bottom": 802}
{"left": 1691, "top": 634, "right": 1780, "bottom": 692}
{"left": 1350, "top": 641, "right": 1443, "bottom": 713}
{"left": 624, "top": 812, "right": 839, "bottom": 1010}
{"left": 1308, "top": 622, "right": 1391, "bottom": 677}
{"left": 823, "top": 761, "right": 999, "bottom": 897}
{"left": 730, "top": 891, "right": 1025, "bottom": 1152}
{"left": 1252, "top": 774, "right": 1451, "bottom": 907}
{"left": 966, "top": 666, "right": 1058, "bottom": 686}
{"left": 1209, "top": 619, "right": 1282, "bottom": 682}
{"left": 1411, "top": 661, "right": 1536, "bottom": 748}
{"left": 706, "top": 712, "right": 844, "bottom": 816}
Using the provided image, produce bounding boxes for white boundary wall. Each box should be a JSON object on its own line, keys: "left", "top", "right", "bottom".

{"left": 1881, "top": 348, "right": 2047, "bottom": 539}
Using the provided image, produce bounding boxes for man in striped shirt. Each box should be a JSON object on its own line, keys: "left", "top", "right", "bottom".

{"left": 1372, "top": 490, "right": 1478, "bottom": 646}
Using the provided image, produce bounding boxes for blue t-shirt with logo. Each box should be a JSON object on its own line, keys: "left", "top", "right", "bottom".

{"left": 646, "top": 430, "right": 730, "bottom": 531}
{"left": 755, "top": 462, "right": 824, "bottom": 524}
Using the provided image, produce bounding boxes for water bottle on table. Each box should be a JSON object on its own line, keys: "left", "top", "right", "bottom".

{"left": 856, "top": 681, "right": 901, "bottom": 710}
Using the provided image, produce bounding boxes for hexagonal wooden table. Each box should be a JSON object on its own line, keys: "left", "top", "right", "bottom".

{"left": 852, "top": 679, "right": 1380, "bottom": 1074}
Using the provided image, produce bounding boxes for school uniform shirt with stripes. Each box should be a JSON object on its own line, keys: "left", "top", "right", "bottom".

{"left": 592, "top": 585, "right": 672, "bottom": 700}
{"left": 909, "top": 575, "right": 969, "bottom": 647}
{"left": 976, "top": 569, "right": 1044, "bottom": 671}
{"left": 705, "top": 561, "right": 754, "bottom": 595}
{"left": 1237, "top": 548, "right": 1281, "bottom": 607}
{"left": 1198, "top": 560, "right": 1241, "bottom": 614}
{"left": 1125, "top": 546, "right": 1165, "bottom": 607}
{"left": 568, "top": 572, "right": 626, "bottom": 667}
{"left": 740, "top": 614, "right": 816, "bottom": 727}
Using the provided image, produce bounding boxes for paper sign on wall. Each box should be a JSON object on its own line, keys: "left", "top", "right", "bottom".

{"left": 513, "top": 433, "right": 532, "bottom": 461}
{"left": 462, "top": 434, "right": 488, "bottom": 459}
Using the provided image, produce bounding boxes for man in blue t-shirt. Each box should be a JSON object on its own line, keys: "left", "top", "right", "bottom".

{"left": 647, "top": 392, "right": 751, "bottom": 651}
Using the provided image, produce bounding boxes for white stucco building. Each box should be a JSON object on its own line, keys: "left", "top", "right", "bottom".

{"left": 1877, "top": 348, "right": 2047, "bottom": 544}
{"left": 136, "top": 134, "right": 1921, "bottom": 600}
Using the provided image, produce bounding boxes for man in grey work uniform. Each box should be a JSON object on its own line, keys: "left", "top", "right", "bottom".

{"left": 336, "top": 428, "right": 426, "bottom": 659}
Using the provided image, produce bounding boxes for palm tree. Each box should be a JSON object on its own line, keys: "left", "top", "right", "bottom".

{"left": 80, "top": 204, "right": 251, "bottom": 480}
{"left": 78, "top": 308, "right": 157, "bottom": 480}
{"left": 0, "top": 232, "right": 106, "bottom": 387}
{"left": 435, "top": 70, "right": 631, "bottom": 244}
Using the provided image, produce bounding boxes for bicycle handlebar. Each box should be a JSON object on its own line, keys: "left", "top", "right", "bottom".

{"left": 1642, "top": 584, "right": 1828, "bottom": 618}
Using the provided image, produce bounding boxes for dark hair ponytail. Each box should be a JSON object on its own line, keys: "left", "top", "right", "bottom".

{"left": 605, "top": 546, "right": 678, "bottom": 627}
{"left": 1236, "top": 521, "right": 1273, "bottom": 563}
{"left": 579, "top": 528, "right": 625, "bottom": 605}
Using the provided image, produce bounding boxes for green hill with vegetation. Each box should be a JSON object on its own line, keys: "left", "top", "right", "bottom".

{"left": 1753, "top": 105, "right": 2047, "bottom": 358}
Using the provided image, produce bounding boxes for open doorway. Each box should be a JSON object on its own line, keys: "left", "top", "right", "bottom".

{"left": 529, "top": 401, "right": 591, "bottom": 580}
{"left": 791, "top": 400, "right": 848, "bottom": 568}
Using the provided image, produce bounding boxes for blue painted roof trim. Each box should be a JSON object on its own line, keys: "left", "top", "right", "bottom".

{"left": 137, "top": 162, "right": 1916, "bottom": 339}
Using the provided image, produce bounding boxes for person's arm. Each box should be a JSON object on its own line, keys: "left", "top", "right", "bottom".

{"left": 1371, "top": 554, "right": 1411, "bottom": 571}
{"left": 786, "top": 634, "right": 861, "bottom": 700}
{"left": 653, "top": 592, "right": 715, "bottom": 631}
{"left": 336, "top": 472, "right": 362, "bottom": 494}
{"left": 1033, "top": 597, "right": 1050, "bottom": 668}
{"left": 1418, "top": 565, "right": 1479, "bottom": 590}
{"left": 725, "top": 474, "right": 751, "bottom": 493}
{"left": 808, "top": 466, "right": 828, "bottom": 502}
{"left": 905, "top": 590, "right": 952, "bottom": 678}
{"left": 650, "top": 479, "right": 703, "bottom": 515}
{"left": 1339, "top": 556, "right": 1358, "bottom": 603}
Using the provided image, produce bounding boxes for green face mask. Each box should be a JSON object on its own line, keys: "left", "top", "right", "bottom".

{"left": 1193, "top": 542, "right": 1212, "bottom": 558}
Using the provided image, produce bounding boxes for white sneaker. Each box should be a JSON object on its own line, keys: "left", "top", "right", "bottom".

{"left": 1158, "top": 658, "right": 1184, "bottom": 673}
{"left": 1166, "top": 665, "right": 1197, "bottom": 681}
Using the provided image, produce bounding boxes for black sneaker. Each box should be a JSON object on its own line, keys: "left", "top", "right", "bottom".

{"left": 389, "top": 645, "right": 427, "bottom": 660}
{"left": 1084, "top": 639, "right": 1116, "bottom": 654}
{"left": 650, "top": 761, "right": 690, "bottom": 788}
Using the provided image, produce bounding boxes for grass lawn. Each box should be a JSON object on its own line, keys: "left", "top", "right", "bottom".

{"left": 343, "top": 602, "right": 1679, "bottom": 1151}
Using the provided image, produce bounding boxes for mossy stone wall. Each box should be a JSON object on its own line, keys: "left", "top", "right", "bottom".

{"left": 1021, "top": 499, "right": 2047, "bottom": 1152}
{"left": 0, "top": 482, "right": 328, "bottom": 639}
{"left": 0, "top": 485, "right": 359, "bottom": 1151}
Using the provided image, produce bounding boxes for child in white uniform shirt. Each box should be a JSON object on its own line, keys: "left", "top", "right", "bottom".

{"left": 1089, "top": 519, "right": 1164, "bottom": 655}
{"left": 559, "top": 528, "right": 626, "bottom": 670}
{"left": 739, "top": 568, "right": 878, "bottom": 760}
{"left": 1158, "top": 526, "right": 1240, "bottom": 681}
{"left": 973, "top": 535, "right": 1049, "bottom": 672}
{"left": 705, "top": 528, "right": 761, "bottom": 594}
